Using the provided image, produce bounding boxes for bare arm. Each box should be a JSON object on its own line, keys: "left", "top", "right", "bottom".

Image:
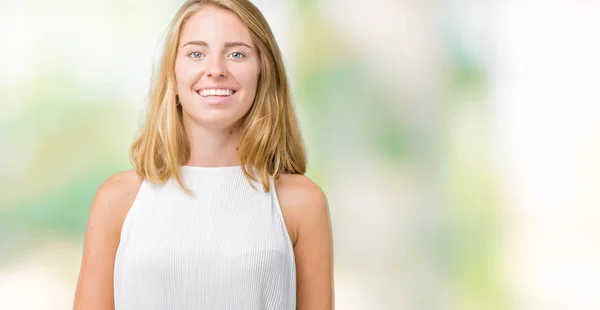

{"left": 73, "top": 170, "right": 141, "bottom": 310}
{"left": 276, "top": 174, "right": 334, "bottom": 310}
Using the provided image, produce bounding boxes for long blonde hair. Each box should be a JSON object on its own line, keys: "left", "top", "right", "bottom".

{"left": 130, "top": 0, "right": 306, "bottom": 192}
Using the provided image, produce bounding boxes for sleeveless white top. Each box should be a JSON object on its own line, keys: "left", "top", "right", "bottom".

{"left": 113, "top": 166, "right": 296, "bottom": 309}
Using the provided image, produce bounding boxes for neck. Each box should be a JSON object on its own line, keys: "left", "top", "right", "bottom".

{"left": 183, "top": 122, "right": 241, "bottom": 167}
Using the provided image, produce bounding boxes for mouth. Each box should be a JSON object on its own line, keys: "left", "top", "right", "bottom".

{"left": 195, "top": 88, "right": 238, "bottom": 105}
{"left": 196, "top": 88, "right": 237, "bottom": 98}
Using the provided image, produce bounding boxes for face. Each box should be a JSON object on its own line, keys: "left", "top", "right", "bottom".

{"left": 174, "top": 6, "right": 260, "bottom": 130}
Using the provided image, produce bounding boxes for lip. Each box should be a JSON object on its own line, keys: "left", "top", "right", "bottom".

{"left": 195, "top": 85, "right": 239, "bottom": 92}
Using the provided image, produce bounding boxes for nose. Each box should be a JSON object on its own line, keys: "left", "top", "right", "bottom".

{"left": 206, "top": 55, "right": 227, "bottom": 78}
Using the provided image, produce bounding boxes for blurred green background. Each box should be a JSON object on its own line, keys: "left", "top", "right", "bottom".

{"left": 1, "top": 0, "right": 600, "bottom": 309}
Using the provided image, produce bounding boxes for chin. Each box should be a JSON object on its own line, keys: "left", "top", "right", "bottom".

{"left": 184, "top": 111, "right": 246, "bottom": 130}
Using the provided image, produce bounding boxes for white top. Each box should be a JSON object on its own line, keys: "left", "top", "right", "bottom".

{"left": 113, "top": 166, "right": 296, "bottom": 309}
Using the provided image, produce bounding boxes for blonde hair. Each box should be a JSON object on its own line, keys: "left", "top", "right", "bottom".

{"left": 130, "top": 0, "right": 306, "bottom": 193}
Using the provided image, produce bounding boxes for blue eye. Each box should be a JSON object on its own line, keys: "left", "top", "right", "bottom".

{"left": 188, "top": 51, "right": 204, "bottom": 59}
{"left": 229, "top": 52, "right": 245, "bottom": 59}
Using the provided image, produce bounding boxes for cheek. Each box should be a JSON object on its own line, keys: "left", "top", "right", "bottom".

{"left": 174, "top": 60, "right": 195, "bottom": 87}
{"left": 240, "top": 63, "right": 261, "bottom": 96}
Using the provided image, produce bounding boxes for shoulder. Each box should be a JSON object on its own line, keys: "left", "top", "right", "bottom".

{"left": 90, "top": 169, "right": 143, "bottom": 228}
{"left": 96, "top": 169, "right": 143, "bottom": 199}
{"left": 275, "top": 173, "right": 330, "bottom": 244}
{"left": 275, "top": 173, "right": 328, "bottom": 211}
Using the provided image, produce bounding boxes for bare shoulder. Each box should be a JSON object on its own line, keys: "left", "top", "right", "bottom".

{"left": 275, "top": 173, "right": 328, "bottom": 208}
{"left": 87, "top": 169, "right": 143, "bottom": 239}
{"left": 73, "top": 169, "right": 142, "bottom": 309}
{"left": 87, "top": 169, "right": 143, "bottom": 237}
{"left": 274, "top": 173, "right": 330, "bottom": 245}
{"left": 96, "top": 169, "right": 143, "bottom": 203}
{"left": 88, "top": 169, "right": 143, "bottom": 229}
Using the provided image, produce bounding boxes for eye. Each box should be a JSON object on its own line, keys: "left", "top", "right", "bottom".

{"left": 228, "top": 51, "right": 246, "bottom": 59}
{"left": 187, "top": 50, "right": 204, "bottom": 59}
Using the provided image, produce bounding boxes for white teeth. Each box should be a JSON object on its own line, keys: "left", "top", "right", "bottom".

{"left": 199, "top": 89, "right": 234, "bottom": 96}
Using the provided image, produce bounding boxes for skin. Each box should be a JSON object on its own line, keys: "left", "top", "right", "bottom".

{"left": 73, "top": 5, "right": 333, "bottom": 310}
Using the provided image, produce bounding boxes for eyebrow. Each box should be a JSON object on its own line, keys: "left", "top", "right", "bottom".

{"left": 181, "top": 40, "right": 253, "bottom": 49}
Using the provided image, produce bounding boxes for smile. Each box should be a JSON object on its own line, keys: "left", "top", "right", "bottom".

{"left": 197, "top": 88, "right": 237, "bottom": 97}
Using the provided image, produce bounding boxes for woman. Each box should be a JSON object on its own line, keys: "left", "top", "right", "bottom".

{"left": 73, "top": 0, "right": 334, "bottom": 309}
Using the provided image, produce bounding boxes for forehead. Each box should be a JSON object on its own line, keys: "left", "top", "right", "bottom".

{"left": 179, "top": 6, "right": 253, "bottom": 45}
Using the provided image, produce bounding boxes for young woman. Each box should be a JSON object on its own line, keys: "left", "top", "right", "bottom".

{"left": 73, "top": 0, "right": 334, "bottom": 309}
